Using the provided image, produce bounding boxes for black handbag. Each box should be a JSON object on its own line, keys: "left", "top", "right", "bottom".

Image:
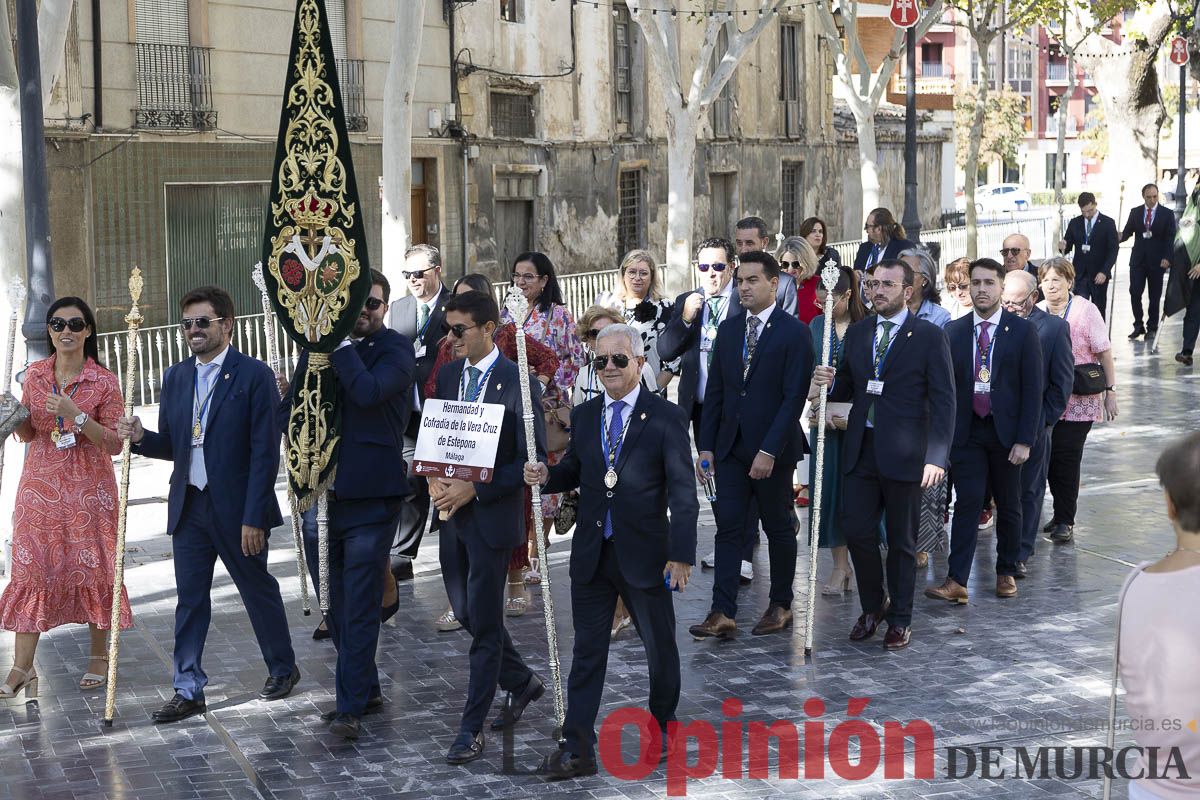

{"left": 1072, "top": 363, "right": 1106, "bottom": 395}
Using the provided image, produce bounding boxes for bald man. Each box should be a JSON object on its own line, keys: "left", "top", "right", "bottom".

{"left": 1000, "top": 234, "right": 1040, "bottom": 278}
{"left": 1000, "top": 271, "right": 1073, "bottom": 575}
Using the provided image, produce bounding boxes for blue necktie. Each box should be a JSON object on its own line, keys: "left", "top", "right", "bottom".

{"left": 603, "top": 400, "right": 627, "bottom": 540}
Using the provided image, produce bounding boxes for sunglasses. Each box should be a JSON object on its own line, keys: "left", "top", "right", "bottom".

{"left": 945, "top": 282, "right": 966, "bottom": 292}
{"left": 696, "top": 262, "right": 728, "bottom": 272}
{"left": 999, "top": 248, "right": 1026, "bottom": 257}
{"left": 402, "top": 267, "right": 437, "bottom": 280}
{"left": 593, "top": 353, "right": 631, "bottom": 370}
{"left": 180, "top": 317, "right": 225, "bottom": 330}
{"left": 443, "top": 322, "right": 478, "bottom": 338}
{"left": 364, "top": 297, "right": 385, "bottom": 311}
{"left": 49, "top": 317, "right": 87, "bottom": 333}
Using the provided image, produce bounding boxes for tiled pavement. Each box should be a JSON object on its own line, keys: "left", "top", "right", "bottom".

{"left": 0, "top": 299, "right": 1196, "bottom": 799}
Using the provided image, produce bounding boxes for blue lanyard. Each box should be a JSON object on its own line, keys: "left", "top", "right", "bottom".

{"left": 193, "top": 365, "right": 218, "bottom": 433}
{"left": 459, "top": 358, "right": 497, "bottom": 402}
{"left": 1057, "top": 296, "right": 1074, "bottom": 321}
{"left": 1084, "top": 217, "right": 1094, "bottom": 243}
{"left": 52, "top": 378, "right": 81, "bottom": 432}
{"left": 873, "top": 321, "right": 898, "bottom": 379}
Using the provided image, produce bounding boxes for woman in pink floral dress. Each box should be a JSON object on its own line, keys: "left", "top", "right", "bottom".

{"left": 0, "top": 297, "right": 132, "bottom": 699}
{"left": 501, "top": 253, "right": 586, "bottom": 598}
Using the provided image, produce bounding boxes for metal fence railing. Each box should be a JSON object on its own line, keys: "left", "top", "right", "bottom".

{"left": 134, "top": 43, "right": 216, "bottom": 130}
{"left": 827, "top": 212, "right": 1058, "bottom": 267}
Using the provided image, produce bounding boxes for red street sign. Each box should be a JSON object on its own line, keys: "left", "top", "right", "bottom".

{"left": 1170, "top": 36, "right": 1189, "bottom": 66}
{"left": 890, "top": 0, "right": 920, "bottom": 29}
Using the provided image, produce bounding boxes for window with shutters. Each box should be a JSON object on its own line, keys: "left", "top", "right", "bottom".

{"left": 779, "top": 23, "right": 802, "bottom": 139}
{"left": 134, "top": 0, "right": 216, "bottom": 129}
{"left": 617, "top": 169, "right": 645, "bottom": 259}
{"left": 490, "top": 92, "right": 536, "bottom": 138}
{"left": 614, "top": 7, "right": 632, "bottom": 126}
{"left": 781, "top": 161, "right": 804, "bottom": 236}
{"left": 710, "top": 26, "right": 734, "bottom": 139}
{"left": 500, "top": 0, "right": 524, "bottom": 23}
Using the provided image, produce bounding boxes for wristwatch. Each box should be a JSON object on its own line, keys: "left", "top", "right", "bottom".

{"left": 1105, "top": 385, "right": 1117, "bottom": 392}
{"left": 74, "top": 412, "right": 89, "bottom": 430}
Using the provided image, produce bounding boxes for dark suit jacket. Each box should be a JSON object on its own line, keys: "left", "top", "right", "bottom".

{"left": 1027, "top": 307, "right": 1074, "bottom": 429}
{"left": 1063, "top": 212, "right": 1119, "bottom": 280}
{"left": 852, "top": 237, "right": 916, "bottom": 271}
{"left": 775, "top": 271, "right": 798, "bottom": 316}
{"left": 1120, "top": 205, "right": 1177, "bottom": 268}
{"left": 697, "top": 306, "right": 813, "bottom": 467}
{"left": 656, "top": 288, "right": 744, "bottom": 415}
{"left": 544, "top": 390, "right": 698, "bottom": 589}
{"left": 434, "top": 354, "right": 547, "bottom": 550}
{"left": 135, "top": 347, "right": 282, "bottom": 537}
{"left": 829, "top": 312, "right": 955, "bottom": 482}
{"left": 389, "top": 285, "right": 448, "bottom": 405}
{"left": 946, "top": 310, "right": 1044, "bottom": 450}
{"left": 281, "top": 327, "right": 416, "bottom": 500}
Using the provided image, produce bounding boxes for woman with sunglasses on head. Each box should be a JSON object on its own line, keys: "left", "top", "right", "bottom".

{"left": 0, "top": 298, "right": 132, "bottom": 699}
{"left": 423, "top": 274, "right": 560, "bottom": 620}
{"left": 596, "top": 250, "right": 678, "bottom": 391}
{"left": 777, "top": 235, "right": 823, "bottom": 325}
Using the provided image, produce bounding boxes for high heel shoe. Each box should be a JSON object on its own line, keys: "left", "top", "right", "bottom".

{"left": 0, "top": 666, "right": 38, "bottom": 699}
{"left": 821, "top": 567, "right": 855, "bottom": 596}
{"left": 505, "top": 580, "right": 530, "bottom": 617}
{"left": 80, "top": 656, "right": 108, "bottom": 690}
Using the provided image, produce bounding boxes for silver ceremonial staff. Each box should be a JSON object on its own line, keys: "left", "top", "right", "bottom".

{"left": 805, "top": 261, "right": 841, "bottom": 658}
{"left": 0, "top": 276, "right": 26, "bottom": 578}
{"left": 252, "top": 262, "right": 311, "bottom": 615}
{"left": 104, "top": 266, "right": 145, "bottom": 726}
{"left": 504, "top": 286, "right": 566, "bottom": 738}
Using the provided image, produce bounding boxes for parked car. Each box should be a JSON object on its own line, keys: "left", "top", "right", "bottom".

{"left": 955, "top": 183, "right": 1033, "bottom": 215}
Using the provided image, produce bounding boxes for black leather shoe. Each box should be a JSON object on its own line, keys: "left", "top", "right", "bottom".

{"left": 381, "top": 600, "right": 400, "bottom": 623}
{"left": 882, "top": 625, "right": 911, "bottom": 650}
{"left": 1128, "top": 325, "right": 1146, "bottom": 340}
{"left": 1050, "top": 523, "right": 1074, "bottom": 544}
{"left": 490, "top": 674, "right": 545, "bottom": 730}
{"left": 152, "top": 693, "right": 206, "bottom": 723}
{"left": 1042, "top": 520, "right": 1057, "bottom": 533}
{"left": 537, "top": 748, "right": 598, "bottom": 780}
{"left": 320, "top": 694, "right": 383, "bottom": 722}
{"left": 1015, "top": 561, "right": 1028, "bottom": 578}
{"left": 390, "top": 556, "right": 414, "bottom": 582}
{"left": 849, "top": 600, "right": 889, "bottom": 641}
{"left": 329, "top": 713, "right": 361, "bottom": 739}
{"left": 446, "top": 730, "right": 485, "bottom": 764}
{"left": 1176, "top": 352, "right": 1194, "bottom": 366}
{"left": 260, "top": 666, "right": 301, "bottom": 700}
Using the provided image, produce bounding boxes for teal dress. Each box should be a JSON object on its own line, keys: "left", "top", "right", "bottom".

{"left": 807, "top": 315, "right": 847, "bottom": 549}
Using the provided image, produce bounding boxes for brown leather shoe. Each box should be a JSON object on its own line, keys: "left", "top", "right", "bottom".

{"left": 689, "top": 611, "right": 737, "bottom": 640}
{"left": 924, "top": 577, "right": 969, "bottom": 605}
{"left": 995, "top": 575, "right": 1017, "bottom": 598}
{"left": 750, "top": 604, "right": 793, "bottom": 636}
{"left": 882, "top": 625, "right": 911, "bottom": 650}
{"left": 848, "top": 600, "right": 889, "bottom": 641}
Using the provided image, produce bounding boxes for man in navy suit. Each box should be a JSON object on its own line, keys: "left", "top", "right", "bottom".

{"left": 814, "top": 259, "right": 955, "bottom": 650}
{"left": 431, "top": 291, "right": 547, "bottom": 765}
{"left": 1001, "top": 271, "right": 1074, "bottom": 575}
{"left": 852, "top": 207, "right": 915, "bottom": 273}
{"left": 283, "top": 269, "right": 415, "bottom": 739}
{"left": 525, "top": 323, "right": 697, "bottom": 779}
{"left": 1120, "top": 182, "right": 1177, "bottom": 339}
{"left": 734, "top": 216, "right": 798, "bottom": 315}
{"left": 926, "top": 259, "right": 1043, "bottom": 606}
{"left": 119, "top": 286, "right": 299, "bottom": 723}
{"left": 1059, "top": 192, "right": 1119, "bottom": 318}
{"left": 689, "top": 252, "right": 814, "bottom": 639}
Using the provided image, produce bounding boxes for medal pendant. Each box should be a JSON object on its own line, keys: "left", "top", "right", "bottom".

{"left": 604, "top": 469, "right": 618, "bottom": 489}
{"left": 192, "top": 420, "right": 202, "bottom": 439}
{"left": 978, "top": 366, "right": 991, "bottom": 383}
{"left": 50, "top": 430, "right": 61, "bottom": 443}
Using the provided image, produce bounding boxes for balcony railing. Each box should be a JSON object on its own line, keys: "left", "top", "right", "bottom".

{"left": 1045, "top": 115, "right": 1079, "bottom": 137}
{"left": 134, "top": 43, "right": 216, "bottom": 130}
{"left": 335, "top": 58, "right": 368, "bottom": 132}
{"left": 1046, "top": 62, "right": 1069, "bottom": 81}
{"left": 920, "top": 62, "right": 947, "bottom": 78}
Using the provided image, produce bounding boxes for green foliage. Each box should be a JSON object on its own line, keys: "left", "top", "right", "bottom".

{"left": 1079, "top": 102, "right": 1108, "bottom": 160}
{"left": 954, "top": 85, "right": 1028, "bottom": 169}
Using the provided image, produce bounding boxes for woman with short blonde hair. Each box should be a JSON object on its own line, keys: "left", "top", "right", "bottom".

{"left": 777, "top": 235, "right": 823, "bottom": 324}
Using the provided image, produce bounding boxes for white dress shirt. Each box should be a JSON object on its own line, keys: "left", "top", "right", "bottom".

{"left": 696, "top": 282, "right": 736, "bottom": 402}
{"left": 189, "top": 345, "right": 230, "bottom": 490}
{"left": 460, "top": 344, "right": 499, "bottom": 401}
{"left": 866, "top": 307, "right": 908, "bottom": 429}
{"left": 602, "top": 383, "right": 641, "bottom": 448}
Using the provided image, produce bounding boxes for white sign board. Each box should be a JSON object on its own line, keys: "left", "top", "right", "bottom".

{"left": 412, "top": 399, "right": 505, "bottom": 482}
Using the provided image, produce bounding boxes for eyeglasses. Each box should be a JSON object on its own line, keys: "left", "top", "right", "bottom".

{"left": 402, "top": 266, "right": 437, "bottom": 280}
{"left": 864, "top": 223, "right": 881, "bottom": 230}
{"left": 180, "top": 317, "right": 225, "bottom": 330}
{"left": 443, "top": 322, "right": 478, "bottom": 338}
{"left": 945, "top": 282, "right": 966, "bottom": 292}
{"left": 863, "top": 279, "right": 909, "bottom": 291}
{"left": 512, "top": 272, "right": 541, "bottom": 284}
{"left": 48, "top": 317, "right": 87, "bottom": 333}
{"left": 364, "top": 297, "right": 385, "bottom": 311}
{"left": 593, "top": 353, "right": 631, "bottom": 370}
{"left": 1002, "top": 289, "right": 1039, "bottom": 309}
{"left": 696, "top": 262, "right": 728, "bottom": 272}
{"left": 999, "top": 248, "right": 1026, "bottom": 257}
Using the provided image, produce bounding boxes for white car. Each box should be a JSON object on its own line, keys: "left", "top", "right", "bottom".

{"left": 955, "top": 183, "right": 1033, "bottom": 215}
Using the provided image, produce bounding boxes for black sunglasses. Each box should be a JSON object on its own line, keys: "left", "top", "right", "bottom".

{"left": 401, "top": 267, "right": 437, "bottom": 280}
{"left": 999, "top": 248, "right": 1025, "bottom": 257}
{"left": 364, "top": 297, "right": 385, "bottom": 311}
{"left": 443, "top": 322, "right": 477, "bottom": 338}
{"left": 593, "top": 353, "right": 631, "bottom": 370}
{"left": 696, "top": 262, "right": 728, "bottom": 273}
{"left": 179, "top": 317, "right": 225, "bottom": 330}
{"left": 49, "top": 317, "right": 87, "bottom": 333}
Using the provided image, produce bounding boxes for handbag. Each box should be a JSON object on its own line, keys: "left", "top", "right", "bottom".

{"left": 1072, "top": 362, "right": 1106, "bottom": 395}
{"left": 554, "top": 490, "right": 578, "bottom": 536}
{"left": 0, "top": 392, "right": 30, "bottom": 440}
{"left": 544, "top": 405, "right": 571, "bottom": 452}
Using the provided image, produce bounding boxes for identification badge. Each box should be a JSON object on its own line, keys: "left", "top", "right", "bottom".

{"left": 974, "top": 381, "right": 992, "bottom": 394}
{"left": 700, "top": 332, "right": 714, "bottom": 353}
{"left": 56, "top": 432, "right": 77, "bottom": 449}
{"left": 192, "top": 433, "right": 205, "bottom": 448}
{"left": 1081, "top": 244, "right": 1091, "bottom": 254}
{"left": 866, "top": 379, "right": 885, "bottom": 395}
{"left": 415, "top": 343, "right": 427, "bottom": 359}
{"left": 1143, "top": 231, "right": 1153, "bottom": 239}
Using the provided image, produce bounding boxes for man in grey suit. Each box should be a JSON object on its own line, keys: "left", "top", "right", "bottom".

{"left": 387, "top": 243, "right": 449, "bottom": 577}
{"left": 734, "top": 216, "right": 798, "bottom": 315}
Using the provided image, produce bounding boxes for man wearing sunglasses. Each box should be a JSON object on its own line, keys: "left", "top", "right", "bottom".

{"left": 387, "top": 244, "right": 449, "bottom": 580}
{"left": 118, "top": 286, "right": 300, "bottom": 723}
{"left": 1000, "top": 270, "right": 1073, "bottom": 577}
{"left": 525, "top": 323, "right": 697, "bottom": 779}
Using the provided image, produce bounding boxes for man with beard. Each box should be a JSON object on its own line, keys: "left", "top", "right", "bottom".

{"left": 118, "top": 286, "right": 299, "bottom": 723}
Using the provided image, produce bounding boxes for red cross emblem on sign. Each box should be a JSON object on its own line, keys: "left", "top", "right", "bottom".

{"left": 890, "top": 0, "right": 920, "bottom": 29}
{"left": 1170, "top": 36, "right": 1189, "bottom": 66}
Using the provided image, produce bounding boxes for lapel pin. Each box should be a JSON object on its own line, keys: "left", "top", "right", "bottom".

{"left": 1004, "top": 326, "right": 1010, "bottom": 332}
{"left": 640, "top": 412, "right": 647, "bottom": 420}
{"left": 907, "top": 332, "right": 912, "bottom": 338}
{"left": 368, "top": 341, "right": 374, "bottom": 347}
{"left": 224, "top": 373, "right": 230, "bottom": 380}
{"left": 496, "top": 383, "right": 502, "bottom": 391}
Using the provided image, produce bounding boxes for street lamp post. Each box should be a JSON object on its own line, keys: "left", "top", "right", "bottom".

{"left": 902, "top": 25, "right": 923, "bottom": 242}
{"left": 1177, "top": 62, "right": 1187, "bottom": 217}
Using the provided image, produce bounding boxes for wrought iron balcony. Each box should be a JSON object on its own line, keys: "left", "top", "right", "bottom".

{"left": 336, "top": 58, "right": 368, "bottom": 132}
{"left": 134, "top": 43, "right": 216, "bottom": 130}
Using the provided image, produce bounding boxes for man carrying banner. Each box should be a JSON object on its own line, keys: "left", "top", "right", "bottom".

{"left": 424, "top": 290, "right": 547, "bottom": 764}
